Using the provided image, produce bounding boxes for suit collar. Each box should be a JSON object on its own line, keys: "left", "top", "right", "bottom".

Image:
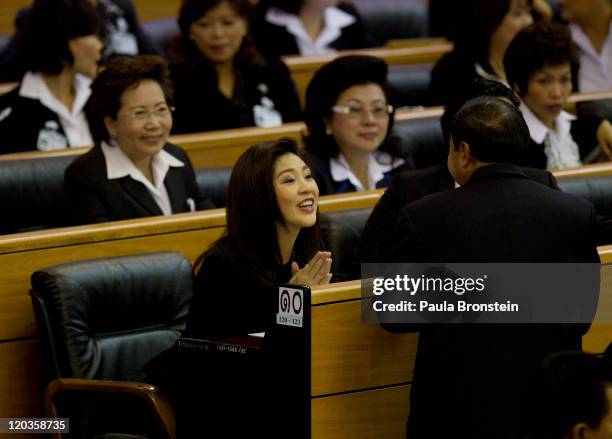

{"left": 100, "top": 142, "right": 185, "bottom": 216}
{"left": 466, "top": 163, "right": 528, "bottom": 185}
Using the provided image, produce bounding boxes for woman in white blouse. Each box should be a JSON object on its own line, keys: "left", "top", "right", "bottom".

{"left": 253, "top": 0, "right": 377, "bottom": 59}
{"left": 65, "top": 55, "right": 214, "bottom": 225}
{"left": 0, "top": 0, "right": 102, "bottom": 154}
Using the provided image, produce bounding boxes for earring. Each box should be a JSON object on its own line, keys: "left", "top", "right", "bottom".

{"left": 325, "top": 126, "right": 332, "bottom": 135}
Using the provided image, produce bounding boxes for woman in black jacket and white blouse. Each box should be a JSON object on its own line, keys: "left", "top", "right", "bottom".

{"left": 65, "top": 55, "right": 214, "bottom": 224}
{"left": 169, "top": 0, "right": 301, "bottom": 134}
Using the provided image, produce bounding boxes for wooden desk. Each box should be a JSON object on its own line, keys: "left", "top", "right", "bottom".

{"left": 0, "top": 190, "right": 382, "bottom": 420}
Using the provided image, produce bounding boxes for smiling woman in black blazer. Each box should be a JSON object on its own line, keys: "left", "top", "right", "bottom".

{"left": 65, "top": 55, "right": 213, "bottom": 224}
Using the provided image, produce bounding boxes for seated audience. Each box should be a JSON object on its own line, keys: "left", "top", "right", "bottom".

{"left": 359, "top": 79, "right": 558, "bottom": 264}
{"left": 253, "top": 0, "right": 378, "bottom": 59}
{"left": 169, "top": 0, "right": 301, "bottom": 134}
{"left": 530, "top": 351, "right": 612, "bottom": 439}
{"left": 0, "top": 0, "right": 160, "bottom": 83}
{"left": 185, "top": 138, "right": 332, "bottom": 339}
{"left": 0, "top": 0, "right": 102, "bottom": 154}
{"left": 504, "top": 21, "right": 612, "bottom": 169}
{"left": 65, "top": 55, "right": 213, "bottom": 224}
{"left": 559, "top": 0, "right": 612, "bottom": 93}
{"left": 303, "top": 55, "right": 414, "bottom": 195}
{"left": 428, "top": 0, "right": 534, "bottom": 106}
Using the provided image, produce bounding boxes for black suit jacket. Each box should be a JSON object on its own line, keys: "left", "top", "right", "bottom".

{"left": 253, "top": 3, "right": 378, "bottom": 60}
{"left": 65, "top": 143, "right": 214, "bottom": 224}
{"left": 170, "top": 55, "right": 301, "bottom": 134}
{"left": 359, "top": 163, "right": 559, "bottom": 263}
{"left": 390, "top": 164, "right": 599, "bottom": 439}
{"left": 0, "top": 87, "right": 82, "bottom": 154}
{"left": 308, "top": 148, "right": 416, "bottom": 196}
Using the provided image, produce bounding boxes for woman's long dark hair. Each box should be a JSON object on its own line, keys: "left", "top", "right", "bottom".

{"left": 454, "top": 0, "right": 533, "bottom": 73}
{"left": 194, "top": 138, "right": 321, "bottom": 287}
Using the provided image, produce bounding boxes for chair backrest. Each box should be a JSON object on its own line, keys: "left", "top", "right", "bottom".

{"left": 389, "top": 64, "right": 432, "bottom": 108}
{"left": 0, "top": 155, "right": 77, "bottom": 234}
{"left": 0, "top": 152, "right": 230, "bottom": 233}
{"left": 321, "top": 207, "right": 373, "bottom": 281}
{"left": 558, "top": 174, "right": 612, "bottom": 217}
{"left": 141, "top": 18, "right": 180, "bottom": 61}
{"left": 394, "top": 114, "right": 446, "bottom": 169}
{"left": 30, "top": 251, "right": 193, "bottom": 382}
{"left": 194, "top": 166, "right": 231, "bottom": 208}
{"left": 353, "top": 0, "right": 428, "bottom": 43}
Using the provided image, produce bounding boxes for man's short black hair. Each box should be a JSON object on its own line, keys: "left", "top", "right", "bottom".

{"left": 440, "top": 78, "right": 521, "bottom": 144}
{"left": 450, "top": 96, "right": 530, "bottom": 164}
{"left": 504, "top": 21, "right": 579, "bottom": 96}
{"left": 530, "top": 352, "right": 612, "bottom": 439}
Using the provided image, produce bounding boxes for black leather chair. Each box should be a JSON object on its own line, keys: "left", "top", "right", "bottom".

{"left": 0, "top": 153, "right": 230, "bottom": 234}
{"left": 353, "top": 0, "right": 428, "bottom": 43}
{"left": 194, "top": 166, "right": 231, "bottom": 208}
{"left": 394, "top": 114, "right": 446, "bottom": 169}
{"left": 321, "top": 208, "right": 373, "bottom": 281}
{"left": 558, "top": 174, "right": 612, "bottom": 217}
{"left": 389, "top": 64, "right": 433, "bottom": 108}
{"left": 30, "top": 251, "right": 193, "bottom": 439}
{"left": 141, "top": 19, "right": 180, "bottom": 61}
{"left": 0, "top": 155, "right": 77, "bottom": 234}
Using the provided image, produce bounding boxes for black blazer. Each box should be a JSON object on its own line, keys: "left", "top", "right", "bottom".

{"left": 308, "top": 150, "right": 416, "bottom": 196}
{"left": 0, "top": 87, "right": 86, "bottom": 154}
{"left": 64, "top": 142, "right": 214, "bottom": 224}
{"left": 170, "top": 55, "right": 301, "bottom": 134}
{"left": 185, "top": 238, "right": 293, "bottom": 340}
{"left": 390, "top": 164, "right": 599, "bottom": 439}
{"left": 359, "top": 163, "right": 559, "bottom": 263}
{"left": 253, "top": 3, "right": 378, "bottom": 60}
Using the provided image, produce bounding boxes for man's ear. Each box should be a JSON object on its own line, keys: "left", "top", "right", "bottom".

{"left": 459, "top": 141, "right": 472, "bottom": 168}
{"left": 567, "top": 422, "right": 589, "bottom": 439}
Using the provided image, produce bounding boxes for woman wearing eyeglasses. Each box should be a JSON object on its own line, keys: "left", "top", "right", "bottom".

{"left": 303, "top": 55, "right": 414, "bottom": 195}
{"left": 65, "top": 55, "right": 214, "bottom": 224}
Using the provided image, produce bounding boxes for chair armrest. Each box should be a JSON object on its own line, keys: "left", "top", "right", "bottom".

{"left": 45, "top": 378, "right": 175, "bottom": 439}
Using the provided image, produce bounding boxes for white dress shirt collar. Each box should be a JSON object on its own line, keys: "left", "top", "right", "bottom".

{"left": 519, "top": 100, "right": 581, "bottom": 169}
{"left": 19, "top": 71, "right": 93, "bottom": 147}
{"left": 329, "top": 151, "right": 404, "bottom": 191}
{"left": 265, "top": 6, "right": 356, "bottom": 56}
{"left": 101, "top": 141, "right": 185, "bottom": 215}
{"left": 519, "top": 100, "right": 575, "bottom": 144}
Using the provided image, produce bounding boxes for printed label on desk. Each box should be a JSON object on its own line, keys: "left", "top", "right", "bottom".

{"left": 276, "top": 287, "right": 303, "bottom": 327}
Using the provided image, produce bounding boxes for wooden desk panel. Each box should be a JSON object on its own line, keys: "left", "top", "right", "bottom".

{"left": 311, "top": 298, "right": 416, "bottom": 397}
{"left": 311, "top": 385, "right": 410, "bottom": 439}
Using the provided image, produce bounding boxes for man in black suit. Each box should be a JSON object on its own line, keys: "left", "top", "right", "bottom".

{"left": 389, "top": 97, "right": 599, "bottom": 439}
{"left": 359, "top": 79, "right": 559, "bottom": 263}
